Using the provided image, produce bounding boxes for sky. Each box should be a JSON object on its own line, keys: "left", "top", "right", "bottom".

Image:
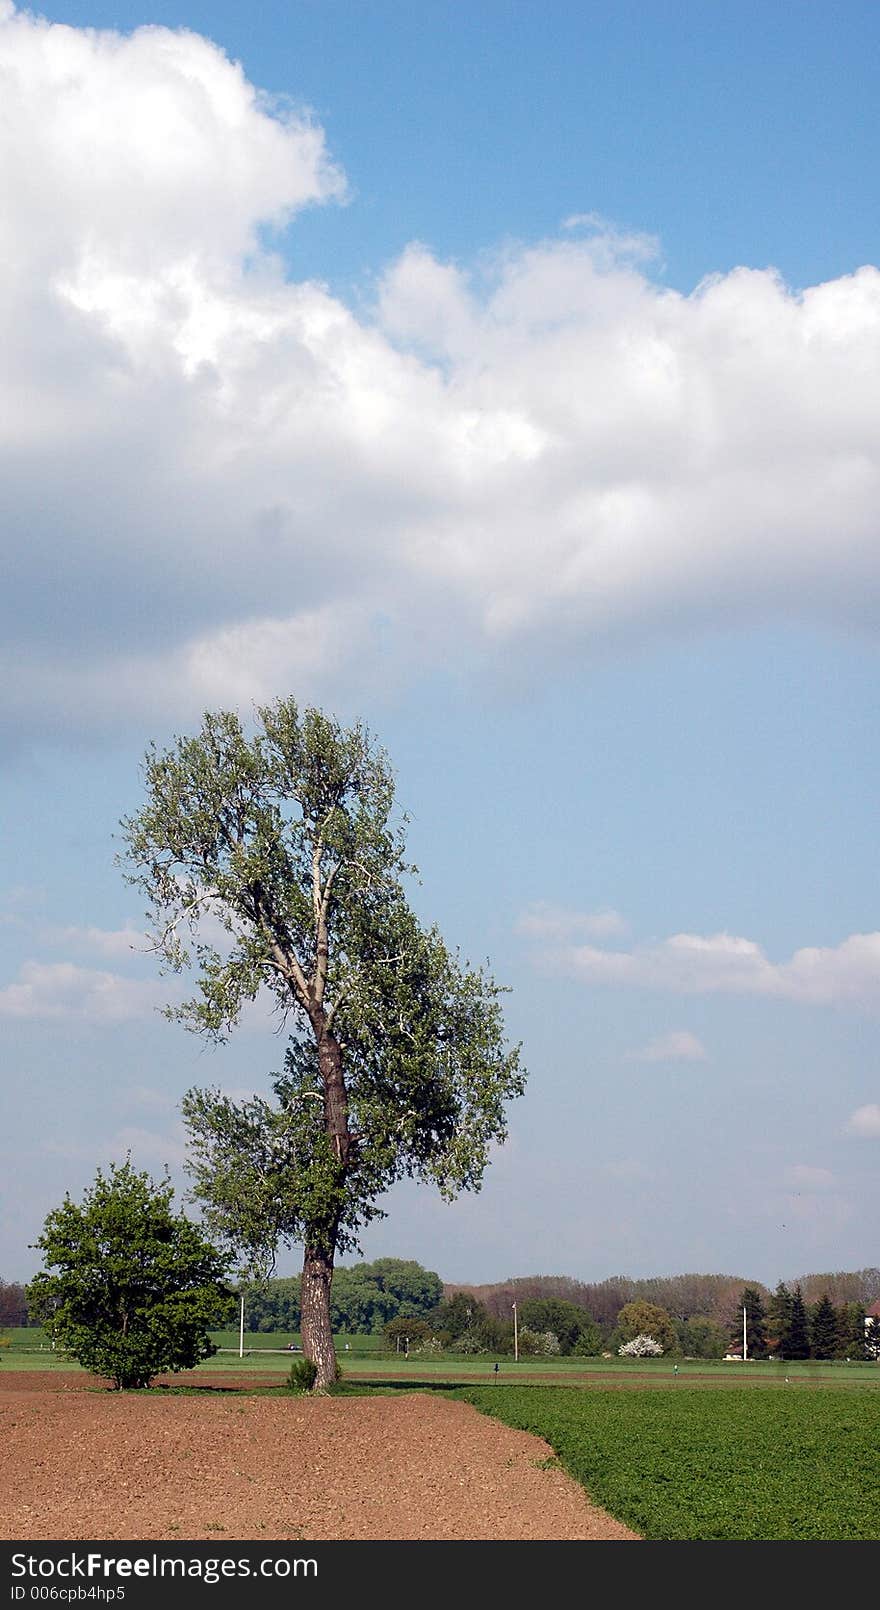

{"left": 3, "top": 1, "right": 880, "bottom": 1292}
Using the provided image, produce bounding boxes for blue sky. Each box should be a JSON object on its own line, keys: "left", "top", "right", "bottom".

{"left": 3, "top": 1, "right": 880, "bottom": 1292}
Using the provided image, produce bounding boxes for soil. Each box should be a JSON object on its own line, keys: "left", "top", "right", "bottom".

{"left": 2, "top": 1373, "right": 638, "bottom": 1542}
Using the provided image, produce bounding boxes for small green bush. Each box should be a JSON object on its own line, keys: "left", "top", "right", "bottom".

{"left": 287, "top": 1356, "right": 318, "bottom": 1393}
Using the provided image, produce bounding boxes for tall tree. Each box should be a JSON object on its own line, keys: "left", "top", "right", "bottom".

{"left": 834, "top": 1302, "right": 867, "bottom": 1361}
{"left": 766, "top": 1281, "right": 794, "bottom": 1353}
{"left": 783, "top": 1285, "right": 811, "bottom": 1361}
{"left": 809, "top": 1293, "right": 837, "bottom": 1359}
{"left": 740, "top": 1285, "right": 768, "bottom": 1359}
{"left": 120, "top": 699, "right": 524, "bottom": 1386}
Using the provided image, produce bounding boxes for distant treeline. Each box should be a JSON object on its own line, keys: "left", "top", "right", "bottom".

{"left": 6, "top": 1263, "right": 878, "bottom": 1349}
{"left": 236, "top": 1258, "right": 443, "bottom": 1335}
{"left": 448, "top": 1269, "right": 880, "bottom": 1331}
{"left": 0, "top": 1281, "right": 29, "bottom": 1327}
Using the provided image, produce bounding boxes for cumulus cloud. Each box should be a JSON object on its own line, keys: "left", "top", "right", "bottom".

{"left": 530, "top": 921, "right": 880, "bottom": 1009}
{"left": 4, "top": 7, "right": 880, "bottom": 743}
{"left": 0, "top": 960, "right": 168, "bottom": 1021}
{"left": 629, "top": 1030, "right": 708, "bottom": 1062}
{"left": 845, "top": 1103, "right": 880, "bottom": 1137}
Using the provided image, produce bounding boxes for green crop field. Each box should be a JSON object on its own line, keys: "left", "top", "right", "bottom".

{"left": 456, "top": 1384, "right": 880, "bottom": 1540}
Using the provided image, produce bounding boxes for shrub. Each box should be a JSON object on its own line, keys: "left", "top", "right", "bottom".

{"left": 287, "top": 1356, "right": 318, "bottom": 1393}
{"left": 517, "top": 1326, "right": 561, "bottom": 1357}
{"left": 26, "top": 1160, "right": 230, "bottom": 1390}
{"left": 619, "top": 1334, "right": 664, "bottom": 1357}
{"left": 383, "top": 1316, "right": 432, "bottom": 1349}
{"left": 572, "top": 1322, "right": 604, "bottom": 1357}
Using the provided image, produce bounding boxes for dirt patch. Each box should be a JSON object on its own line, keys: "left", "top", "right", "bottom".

{"left": 2, "top": 1376, "right": 637, "bottom": 1541}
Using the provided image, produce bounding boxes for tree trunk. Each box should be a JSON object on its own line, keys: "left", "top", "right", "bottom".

{"left": 297, "top": 1019, "right": 349, "bottom": 1388}
{"left": 300, "top": 1244, "right": 337, "bottom": 1387}
{"left": 317, "top": 1025, "right": 351, "bottom": 1165}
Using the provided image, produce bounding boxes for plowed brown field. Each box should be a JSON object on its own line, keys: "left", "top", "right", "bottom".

{"left": 3, "top": 1373, "right": 637, "bottom": 1541}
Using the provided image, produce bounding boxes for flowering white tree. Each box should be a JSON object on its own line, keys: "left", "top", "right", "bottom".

{"left": 619, "top": 1333, "right": 663, "bottom": 1357}
{"left": 517, "top": 1327, "right": 561, "bottom": 1357}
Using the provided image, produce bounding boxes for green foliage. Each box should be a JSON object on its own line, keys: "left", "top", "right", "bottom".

{"left": 26, "top": 1161, "right": 230, "bottom": 1390}
{"left": 286, "top": 1356, "right": 318, "bottom": 1393}
{"left": 241, "top": 1275, "right": 302, "bottom": 1333}
{"left": 474, "top": 1314, "right": 514, "bottom": 1353}
{"left": 383, "top": 1316, "right": 432, "bottom": 1348}
{"left": 121, "top": 698, "right": 524, "bottom": 1389}
{"left": 428, "top": 1292, "right": 486, "bottom": 1344}
{"left": 740, "top": 1286, "right": 768, "bottom": 1358}
{"left": 239, "top": 1258, "right": 443, "bottom": 1336}
{"left": 517, "top": 1298, "right": 597, "bottom": 1355}
{"left": 810, "top": 1294, "right": 838, "bottom": 1360}
{"left": 571, "top": 1322, "right": 604, "bottom": 1357}
{"left": 766, "top": 1281, "right": 794, "bottom": 1353}
{"left": 517, "top": 1326, "right": 560, "bottom": 1357}
{"left": 331, "top": 1259, "right": 443, "bottom": 1333}
{"left": 783, "top": 1286, "right": 811, "bottom": 1361}
{"left": 675, "top": 1315, "right": 728, "bottom": 1360}
{"left": 835, "top": 1303, "right": 868, "bottom": 1361}
{"left": 421, "top": 1291, "right": 514, "bottom": 1354}
{"left": 615, "top": 1301, "right": 678, "bottom": 1355}
{"left": 458, "top": 1386, "right": 880, "bottom": 1540}
{"left": 121, "top": 699, "right": 524, "bottom": 1271}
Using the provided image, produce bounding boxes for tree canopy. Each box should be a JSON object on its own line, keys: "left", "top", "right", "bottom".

{"left": 740, "top": 1286, "right": 768, "bottom": 1359}
{"left": 26, "top": 1161, "right": 230, "bottom": 1389}
{"left": 615, "top": 1300, "right": 678, "bottom": 1355}
{"left": 516, "top": 1297, "right": 598, "bottom": 1355}
{"left": 120, "top": 698, "right": 524, "bottom": 1385}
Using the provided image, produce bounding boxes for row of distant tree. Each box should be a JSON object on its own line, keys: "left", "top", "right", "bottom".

{"left": 1, "top": 1260, "right": 443, "bottom": 1336}
{"left": 0, "top": 1281, "right": 27, "bottom": 1328}
{"left": 5, "top": 1263, "right": 879, "bottom": 1361}
{"left": 452, "top": 1268, "right": 880, "bottom": 1333}
{"left": 236, "top": 1259, "right": 444, "bottom": 1334}
{"left": 740, "top": 1283, "right": 879, "bottom": 1361}
{"left": 408, "top": 1287, "right": 880, "bottom": 1360}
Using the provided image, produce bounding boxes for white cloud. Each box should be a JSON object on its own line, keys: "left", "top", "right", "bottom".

{"left": 845, "top": 1103, "right": 880, "bottom": 1138}
{"left": 4, "top": 8, "right": 880, "bottom": 741}
{"left": 560, "top": 211, "right": 661, "bottom": 268}
{"left": 541, "top": 928, "right": 880, "bottom": 1010}
{"left": 515, "top": 902, "right": 628, "bottom": 941}
{"left": 630, "top": 1030, "right": 708, "bottom": 1063}
{"left": 0, "top": 960, "right": 168, "bottom": 1021}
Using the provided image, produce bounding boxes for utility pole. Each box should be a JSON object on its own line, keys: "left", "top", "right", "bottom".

{"left": 239, "top": 1292, "right": 245, "bottom": 1360}
{"left": 513, "top": 1301, "right": 519, "bottom": 1362}
{"left": 743, "top": 1305, "right": 748, "bottom": 1362}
